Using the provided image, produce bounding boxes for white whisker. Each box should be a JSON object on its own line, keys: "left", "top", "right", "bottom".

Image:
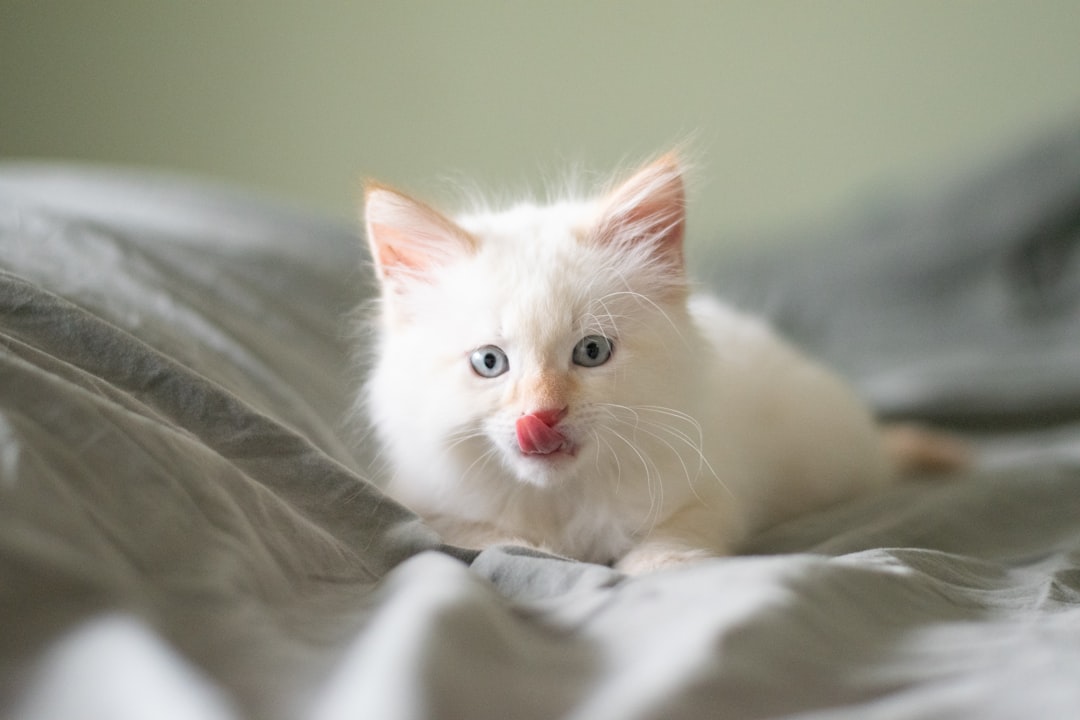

{"left": 595, "top": 286, "right": 686, "bottom": 344}
{"left": 597, "top": 402, "right": 731, "bottom": 502}
{"left": 459, "top": 445, "right": 499, "bottom": 485}
{"left": 593, "top": 429, "right": 622, "bottom": 494}
{"left": 444, "top": 426, "right": 489, "bottom": 453}
{"left": 631, "top": 405, "right": 710, "bottom": 476}
{"left": 601, "top": 424, "right": 664, "bottom": 536}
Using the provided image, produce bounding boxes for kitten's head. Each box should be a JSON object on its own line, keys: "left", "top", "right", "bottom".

{"left": 364, "top": 155, "right": 698, "bottom": 490}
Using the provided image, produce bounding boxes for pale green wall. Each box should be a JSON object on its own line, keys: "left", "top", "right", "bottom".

{"left": 4, "top": 2, "right": 1080, "bottom": 247}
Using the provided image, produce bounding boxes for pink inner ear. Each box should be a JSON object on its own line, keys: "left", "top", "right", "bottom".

{"left": 371, "top": 223, "right": 428, "bottom": 274}
{"left": 620, "top": 190, "right": 685, "bottom": 253}
{"left": 364, "top": 185, "right": 477, "bottom": 281}
{"left": 595, "top": 154, "right": 686, "bottom": 263}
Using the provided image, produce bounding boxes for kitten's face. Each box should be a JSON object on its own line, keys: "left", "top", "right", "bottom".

{"left": 365, "top": 155, "right": 689, "bottom": 489}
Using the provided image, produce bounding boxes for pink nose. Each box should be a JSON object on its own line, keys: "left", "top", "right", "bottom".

{"left": 515, "top": 408, "right": 568, "bottom": 455}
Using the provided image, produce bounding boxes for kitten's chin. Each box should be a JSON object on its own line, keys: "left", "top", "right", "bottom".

{"left": 506, "top": 445, "right": 580, "bottom": 488}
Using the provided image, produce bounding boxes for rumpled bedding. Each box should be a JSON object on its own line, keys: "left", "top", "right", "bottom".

{"left": 2, "top": 124, "right": 1079, "bottom": 720}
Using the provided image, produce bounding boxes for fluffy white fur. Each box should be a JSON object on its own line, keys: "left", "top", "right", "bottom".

{"left": 360, "top": 155, "right": 903, "bottom": 574}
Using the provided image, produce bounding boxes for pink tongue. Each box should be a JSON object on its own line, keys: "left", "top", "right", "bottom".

{"left": 516, "top": 414, "right": 566, "bottom": 455}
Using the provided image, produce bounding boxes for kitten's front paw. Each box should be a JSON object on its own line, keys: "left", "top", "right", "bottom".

{"left": 615, "top": 544, "right": 721, "bottom": 575}
{"left": 430, "top": 516, "right": 554, "bottom": 554}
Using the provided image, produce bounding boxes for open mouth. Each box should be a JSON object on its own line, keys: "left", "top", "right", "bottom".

{"left": 516, "top": 412, "right": 577, "bottom": 458}
{"left": 520, "top": 440, "right": 578, "bottom": 460}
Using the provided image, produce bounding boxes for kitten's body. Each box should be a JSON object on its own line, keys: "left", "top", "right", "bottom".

{"left": 361, "top": 155, "right": 957, "bottom": 573}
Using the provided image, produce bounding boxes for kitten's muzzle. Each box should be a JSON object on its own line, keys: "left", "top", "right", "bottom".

{"left": 515, "top": 408, "right": 569, "bottom": 456}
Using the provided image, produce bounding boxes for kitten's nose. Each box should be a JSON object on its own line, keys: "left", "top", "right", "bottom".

{"left": 516, "top": 407, "right": 568, "bottom": 455}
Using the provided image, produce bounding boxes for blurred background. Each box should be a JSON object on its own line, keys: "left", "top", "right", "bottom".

{"left": 3, "top": 2, "right": 1080, "bottom": 250}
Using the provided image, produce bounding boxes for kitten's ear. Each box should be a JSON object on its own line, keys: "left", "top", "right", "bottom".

{"left": 594, "top": 153, "right": 686, "bottom": 266}
{"left": 363, "top": 183, "right": 477, "bottom": 284}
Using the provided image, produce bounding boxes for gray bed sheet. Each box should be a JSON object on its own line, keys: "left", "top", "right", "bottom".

{"left": 1, "top": 126, "right": 1079, "bottom": 719}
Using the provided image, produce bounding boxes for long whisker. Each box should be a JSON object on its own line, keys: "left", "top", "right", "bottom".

{"left": 585, "top": 293, "right": 625, "bottom": 339}
{"left": 601, "top": 405, "right": 695, "bottom": 496}
{"left": 597, "top": 402, "right": 731, "bottom": 501}
{"left": 594, "top": 287, "right": 686, "bottom": 344}
{"left": 444, "top": 427, "right": 489, "bottom": 453}
{"left": 631, "top": 406, "right": 712, "bottom": 479}
{"left": 459, "top": 445, "right": 499, "bottom": 484}
{"left": 593, "top": 429, "right": 623, "bottom": 495}
{"left": 601, "top": 424, "right": 664, "bottom": 536}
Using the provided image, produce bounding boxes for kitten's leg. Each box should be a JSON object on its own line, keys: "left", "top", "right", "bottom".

{"left": 426, "top": 514, "right": 554, "bottom": 554}
{"left": 616, "top": 539, "right": 729, "bottom": 575}
{"left": 882, "top": 423, "right": 972, "bottom": 476}
{"left": 615, "top": 505, "right": 738, "bottom": 575}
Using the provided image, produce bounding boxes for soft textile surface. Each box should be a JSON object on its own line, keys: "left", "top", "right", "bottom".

{"left": 2, "top": 126, "right": 1079, "bottom": 719}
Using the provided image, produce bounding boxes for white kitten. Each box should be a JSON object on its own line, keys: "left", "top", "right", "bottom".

{"left": 359, "top": 154, "right": 963, "bottom": 574}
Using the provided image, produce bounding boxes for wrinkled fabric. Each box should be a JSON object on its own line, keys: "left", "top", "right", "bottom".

{"left": 2, "top": 126, "right": 1079, "bottom": 720}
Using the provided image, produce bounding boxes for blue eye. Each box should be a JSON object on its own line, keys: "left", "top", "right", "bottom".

{"left": 572, "top": 335, "right": 614, "bottom": 367}
{"left": 470, "top": 345, "right": 509, "bottom": 378}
